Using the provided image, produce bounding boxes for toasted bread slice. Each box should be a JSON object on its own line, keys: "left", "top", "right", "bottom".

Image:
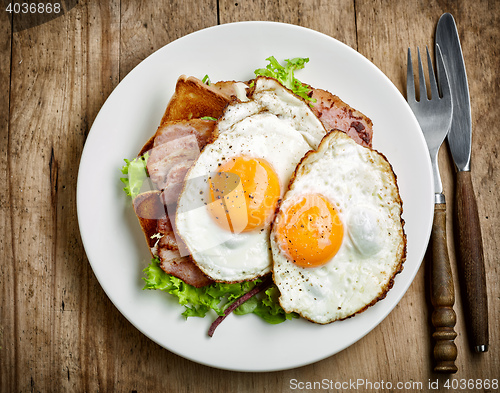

{"left": 138, "top": 78, "right": 239, "bottom": 156}
{"left": 160, "top": 75, "right": 230, "bottom": 124}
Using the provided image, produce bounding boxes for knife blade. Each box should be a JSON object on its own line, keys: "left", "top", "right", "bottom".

{"left": 435, "top": 12, "right": 489, "bottom": 353}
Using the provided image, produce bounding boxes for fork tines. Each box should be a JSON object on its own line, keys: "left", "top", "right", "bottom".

{"left": 407, "top": 45, "right": 450, "bottom": 103}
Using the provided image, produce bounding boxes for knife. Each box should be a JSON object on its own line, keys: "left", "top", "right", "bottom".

{"left": 436, "top": 13, "right": 489, "bottom": 353}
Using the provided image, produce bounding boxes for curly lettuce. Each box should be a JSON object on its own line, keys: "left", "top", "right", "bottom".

{"left": 233, "top": 285, "right": 298, "bottom": 324}
{"left": 254, "top": 56, "right": 314, "bottom": 103}
{"left": 143, "top": 257, "right": 297, "bottom": 323}
{"left": 120, "top": 152, "right": 149, "bottom": 199}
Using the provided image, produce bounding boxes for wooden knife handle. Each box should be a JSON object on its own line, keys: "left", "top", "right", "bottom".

{"left": 431, "top": 202, "right": 458, "bottom": 373}
{"left": 455, "top": 170, "right": 489, "bottom": 352}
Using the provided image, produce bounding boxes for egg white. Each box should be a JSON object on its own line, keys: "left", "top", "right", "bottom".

{"left": 216, "top": 77, "right": 326, "bottom": 149}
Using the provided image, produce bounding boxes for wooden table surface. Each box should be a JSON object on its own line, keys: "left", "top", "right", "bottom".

{"left": 1, "top": 1, "right": 499, "bottom": 392}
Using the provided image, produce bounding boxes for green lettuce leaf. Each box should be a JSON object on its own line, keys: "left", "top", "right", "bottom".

{"left": 120, "top": 152, "right": 149, "bottom": 199}
{"left": 254, "top": 56, "right": 314, "bottom": 103}
{"left": 234, "top": 285, "right": 299, "bottom": 324}
{"left": 202, "top": 74, "right": 211, "bottom": 85}
{"left": 142, "top": 257, "right": 294, "bottom": 323}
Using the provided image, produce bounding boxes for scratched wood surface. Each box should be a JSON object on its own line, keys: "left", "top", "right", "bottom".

{"left": 0, "top": 1, "right": 498, "bottom": 392}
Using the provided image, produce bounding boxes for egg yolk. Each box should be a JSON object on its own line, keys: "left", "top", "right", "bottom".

{"left": 208, "top": 156, "right": 281, "bottom": 233}
{"left": 276, "top": 194, "right": 343, "bottom": 268}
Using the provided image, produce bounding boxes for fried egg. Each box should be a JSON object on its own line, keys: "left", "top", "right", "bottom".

{"left": 175, "top": 77, "right": 327, "bottom": 282}
{"left": 271, "top": 130, "right": 406, "bottom": 324}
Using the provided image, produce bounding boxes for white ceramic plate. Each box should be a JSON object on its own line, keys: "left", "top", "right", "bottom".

{"left": 77, "top": 21, "right": 432, "bottom": 372}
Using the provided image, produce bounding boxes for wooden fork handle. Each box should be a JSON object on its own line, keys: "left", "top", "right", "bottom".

{"left": 431, "top": 201, "right": 458, "bottom": 373}
{"left": 455, "top": 170, "right": 489, "bottom": 352}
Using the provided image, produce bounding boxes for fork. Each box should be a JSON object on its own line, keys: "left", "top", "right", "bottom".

{"left": 407, "top": 45, "right": 457, "bottom": 373}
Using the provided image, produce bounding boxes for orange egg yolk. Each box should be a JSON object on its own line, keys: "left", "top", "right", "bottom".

{"left": 208, "top": 156, "right": 281, "bottom": 233}
{"left": 275, "top": 194, "right": 343, "bottom": 268}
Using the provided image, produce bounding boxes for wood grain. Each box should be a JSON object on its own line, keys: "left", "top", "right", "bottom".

{"left": 0, "top": 6, "right": 14, "bottom": 392}
{"left": 1, "top": 0, "right": 499, "bottom": 391}
{"left": 219, "top": 0, "right": 357, "bottom": 49}
{"left": 120, "top": 0, "right": 218, "bottom": 78}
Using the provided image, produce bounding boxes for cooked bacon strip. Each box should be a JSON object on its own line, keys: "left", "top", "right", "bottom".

{"left": 309, "top": 87, "right": 373, "bottom": 147}
{"left": 146, "top": 119, "right": 219, "bottom": 287}
{"left": 208, "top": 276, "right": 273, "bottom": 337}
{"left": 158, "top": 164, "right": 190, "bottom": 205}
{"left": 147, "top": 134, "right": 199, "bottom": 192}
{"left": 138, "top": 118, "right": 215, "bottom": 157}
{"left": 154, "top": 119, "right": 214, "bottom": 148}
{"left": 132, "top": 191, "right": 167, "bottom": 251}
{"left": 156, "top": 217, "right": 213, "bottom": 288}
{"left": 147, "top": 120, "right": 216, "bottom": 204}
